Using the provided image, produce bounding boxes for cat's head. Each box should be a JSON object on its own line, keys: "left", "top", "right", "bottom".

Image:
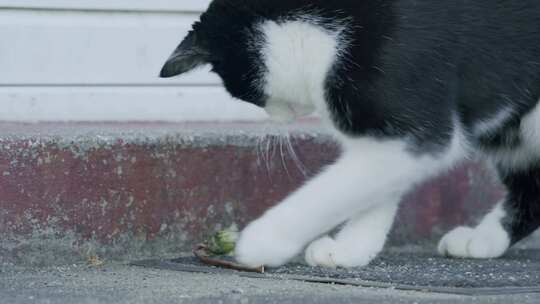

{"left": 160, "top": 0, "right": 350, "bottom": 122}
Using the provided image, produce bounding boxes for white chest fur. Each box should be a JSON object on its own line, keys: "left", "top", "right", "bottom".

{"left": 259, "top": 19, "right": 343, "bottom": 122}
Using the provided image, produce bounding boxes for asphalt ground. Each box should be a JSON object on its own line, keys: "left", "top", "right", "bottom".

{"left": 2, "top": 262, "right": 540, "bottom": 304}
{"left": 134, "top": 248, "right": 540, "bottom": 296}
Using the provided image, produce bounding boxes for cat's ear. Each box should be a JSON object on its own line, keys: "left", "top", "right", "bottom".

{"left": 160, "top": 30, "right": 209, "bottom": 78}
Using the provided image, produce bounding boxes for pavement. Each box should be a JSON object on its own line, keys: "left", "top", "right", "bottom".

{"left": 2, "top": 261, "right": 540, "bottom": 304}
{"left": 158, "top": 248, "right": 540, "bottom": 292}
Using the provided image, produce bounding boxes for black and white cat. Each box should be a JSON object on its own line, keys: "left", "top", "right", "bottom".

{"left": 161, "top": 0, "right": 540, "bottom": 268}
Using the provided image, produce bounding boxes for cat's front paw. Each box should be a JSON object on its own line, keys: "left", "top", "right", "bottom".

{"left": 305, "top": 236, "right": 375, "bottom": 268}
{"left": 305, "top": 236, "right": 339, "bottom": 267}
{"left": 438, "top": 226, "right": 510, "bottom": 259}
{"left": 235, "top": 218, "right": 302, "bottom": 268}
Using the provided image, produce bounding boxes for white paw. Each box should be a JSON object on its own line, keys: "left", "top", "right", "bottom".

{"left": 438, "top": 226, "right": 510, "bottom": 259}
{"left": 235, "top": 218, "right": 302, "bottom": 268}
{"left": 305, "top": 236, "right": 338, "bottom": 267}
{"left": 305, "top": 236, "right": 375, "bottom": 268}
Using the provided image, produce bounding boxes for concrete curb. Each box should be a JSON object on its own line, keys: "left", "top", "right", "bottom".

{"left": 0, "top": 122, "right": 504, "bottom": 265}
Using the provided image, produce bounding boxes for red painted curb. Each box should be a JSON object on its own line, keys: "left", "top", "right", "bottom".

{"left": 0, "top": 122, "right": 503, "bottom": 265}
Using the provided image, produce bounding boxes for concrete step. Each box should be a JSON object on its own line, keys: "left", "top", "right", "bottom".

{"left": 0, "top": 122, "right": 505, "bottom": 265}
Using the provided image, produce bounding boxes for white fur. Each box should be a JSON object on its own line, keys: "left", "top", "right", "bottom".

{"left": 473, "top": 107, "right": 515, "bottom": 137}
{"left": 438, "top": 202, "right": 511, "bottom": 258}
{"left": 236, "top": 125, "right": 468, "bottom": 267}
{"left": 259, "top": 19, "right": 345, "bottom": 122}
{"left": 305, "top": 203, "right": 399, "bottom": 268}
{"left": 488, "top": 101, "right": 540, "bottom": 170}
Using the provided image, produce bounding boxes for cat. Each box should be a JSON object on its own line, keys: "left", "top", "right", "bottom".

{"left": 160, "top": 0, "right": 540, "bottom": 268}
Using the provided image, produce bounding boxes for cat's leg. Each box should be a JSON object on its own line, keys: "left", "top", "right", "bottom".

{"left": 439, "top": 165, "right": 540, "bottom": 258}
{"left": 236, "top": 137, "right": 461, "bottom": 268}
{"left": 438, "top": 201, "right": 510, "bottom": 258}
{"left": 305, "top": 202, "right": 398, "bottom": 267}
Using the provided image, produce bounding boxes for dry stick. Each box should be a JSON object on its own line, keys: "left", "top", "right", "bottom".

{"left": 194, "top": 244, "right": 265, "bottom": 274}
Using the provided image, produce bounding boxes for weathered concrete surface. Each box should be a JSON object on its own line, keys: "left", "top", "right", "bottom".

{"left": 0, "top": 122, "right": 337, "bottom": 265}
{"left": 2, "top": 262, "right": 540, "bottom": 304}
{"left": 0, "top": 122, "right": 519, "bottom": 266}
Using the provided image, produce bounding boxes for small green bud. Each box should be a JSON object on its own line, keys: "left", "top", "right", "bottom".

{"left": 207, "top": 226, "right": 239, "bottom": 256}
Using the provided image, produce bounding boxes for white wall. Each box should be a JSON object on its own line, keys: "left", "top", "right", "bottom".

{"left": 0, "top": 0, "right": 267, "bottom": 122}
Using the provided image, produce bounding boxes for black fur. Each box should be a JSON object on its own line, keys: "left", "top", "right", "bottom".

{"left": 162, "top": 0, "right": 540, "bottom": 251}
{"left": 499, "top": 165, "right": 540, "bottom": 245}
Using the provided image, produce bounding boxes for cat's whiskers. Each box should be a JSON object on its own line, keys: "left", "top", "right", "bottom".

{"left": 255, "top": 133, "right": 264, "bottom": 169}
{"left": 278, "top": 134, "right": 292, "bottom": 179}
{"left": 284, "top": 130, "right": 309, "bottom": 178}
{"left": 263, "top": 127, "right": 275, "bottom": 174}
{"left": 256, "top": 124, "right": 309, "bottom": 178}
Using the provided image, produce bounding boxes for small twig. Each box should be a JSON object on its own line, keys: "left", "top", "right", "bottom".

{"left": 194, "top": 244, "right": 265, "bottom": 274}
